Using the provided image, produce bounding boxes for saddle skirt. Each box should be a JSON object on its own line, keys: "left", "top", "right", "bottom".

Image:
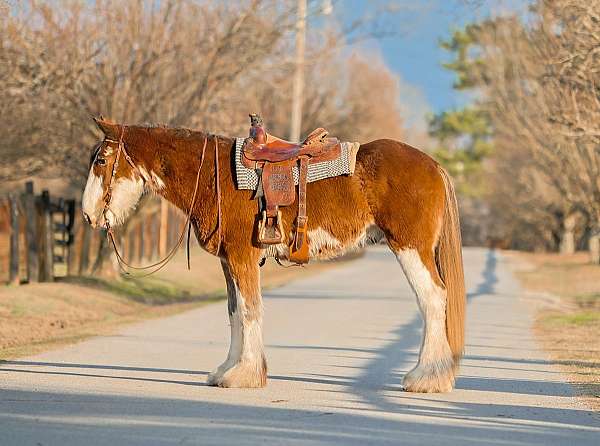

{"left": 234, "top": 137, "right": 360, "bottom": 191}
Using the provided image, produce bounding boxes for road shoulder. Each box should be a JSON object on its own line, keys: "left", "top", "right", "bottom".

{"left": 505, "top": 250, "right": 600, "bottom": 412}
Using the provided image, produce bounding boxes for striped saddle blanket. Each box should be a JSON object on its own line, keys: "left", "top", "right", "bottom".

{"left": 233, "top": 137, "right": 360, "bottom": 191}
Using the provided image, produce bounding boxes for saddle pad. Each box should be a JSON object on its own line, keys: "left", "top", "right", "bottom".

{"left": 234, "top": 137, "right": 359, "bottom": 191}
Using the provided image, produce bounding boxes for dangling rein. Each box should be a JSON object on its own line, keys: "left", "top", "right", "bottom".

{"left": 102, "top": 128, "right": 222, "bottom": 278}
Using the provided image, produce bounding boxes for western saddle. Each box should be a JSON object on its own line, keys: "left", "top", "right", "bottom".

{"left": 241, "top": 114, "right": 341, "bottom": 264}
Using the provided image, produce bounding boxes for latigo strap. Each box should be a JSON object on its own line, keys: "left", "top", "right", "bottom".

{"left": 241, "top": 114, "right": 341, "bottom": 266}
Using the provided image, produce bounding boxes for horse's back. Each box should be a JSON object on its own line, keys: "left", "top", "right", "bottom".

{"left": 356, "top": 138, "right": 443, "bottom": 188}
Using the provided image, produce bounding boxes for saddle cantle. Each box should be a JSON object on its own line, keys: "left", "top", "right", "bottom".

{"left": 241, "top": 114, "right": 341, "bottom": 264}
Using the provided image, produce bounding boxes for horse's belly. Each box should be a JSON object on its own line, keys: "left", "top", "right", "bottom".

{"left": 307, "top": 224, "right": 385, "bottom": 260}
{"left": 262, "top": 223, "right": 384, "bottom": 262}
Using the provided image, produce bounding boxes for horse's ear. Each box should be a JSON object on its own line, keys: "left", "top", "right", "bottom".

{"left": 93, "top": 116, "right": 120, "bottom": 140}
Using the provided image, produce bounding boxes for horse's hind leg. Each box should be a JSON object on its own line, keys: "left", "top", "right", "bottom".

{"left": 395, "top": 246, "right": 455, "bottom": 393}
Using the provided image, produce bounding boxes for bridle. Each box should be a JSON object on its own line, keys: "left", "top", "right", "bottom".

{"left": 101, "top": 127, "right": 222, "bottom": 277}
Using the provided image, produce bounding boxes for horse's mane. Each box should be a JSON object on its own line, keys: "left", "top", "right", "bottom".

{"left": 133, "top": 124, "right": 200, "bottom": 139}
{"left": 126, "top": 124, "right": 229, "bottom": 146}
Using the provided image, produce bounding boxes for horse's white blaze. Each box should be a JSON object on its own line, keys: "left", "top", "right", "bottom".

{"left": 396, "top": 248, "right": 453, "bottom": 390}
{"left": 82, "top": 170, "right": 103, "bottom": 223}
{"left": 104, "top": 176, "right": 144, "bottom": 227}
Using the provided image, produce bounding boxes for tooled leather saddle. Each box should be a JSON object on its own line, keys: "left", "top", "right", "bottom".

{"left": 241, "top": 114, "right": 341, "bottom": 264}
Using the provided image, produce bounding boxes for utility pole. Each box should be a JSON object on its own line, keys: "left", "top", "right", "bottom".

{"left": 289, "top": 0, "right": 307, "bottom": 142}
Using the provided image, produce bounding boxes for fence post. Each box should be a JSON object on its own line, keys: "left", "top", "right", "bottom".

{"left": 39, "top": 190, "right": 54, "bottom": 281}
{"left": 18, "top": 197, "right": 27, "bottom": 280}
{"left": 87, "top": 229, "right": 100, "bottom": 274}
{"left": 122, "top": 230, "right": 129, "bottom": 264}
{"left": 150, "top": 213, "right": 159, "bottom": 260}
{"left": 136, "top": 222, "right": 144, "bottom": 264}
{"left": 159, "top": 199, "right": 169, "bottom": 258}
{"left": 65, "top": 200, "right": 78, "bottom": 276}
{"left": 127, "top": 227, "right": 135, "bottom": 262}
{"left": 143, "top": 216, "right": 154, "bottom": 262}
{"left": 0, "top": 199, "right": 10, "bottom": 283}
{"left": 168, "top": 207, "right": 179, "bottom": 248}
{"left": 23, "top": 182, "right": 39, "bottom": 282}
{"left": 79, "top": 223, "right": 91, "bottom": 275}
{"left": 8, "top": 194, "right": 20, "bottom": 285}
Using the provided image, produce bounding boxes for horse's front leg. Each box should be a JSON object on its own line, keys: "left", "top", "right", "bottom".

{"left": 207, "top": 257, "right": 267, "bottom": 388}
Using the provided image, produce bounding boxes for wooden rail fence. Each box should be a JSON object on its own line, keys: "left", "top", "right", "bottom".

{"left": 0, "top": 182, "right": 185, "bottom": 284}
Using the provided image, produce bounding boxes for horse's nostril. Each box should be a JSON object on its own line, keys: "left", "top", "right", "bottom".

{"left": 83, "top": 212, "right": 92, "bottom": 225}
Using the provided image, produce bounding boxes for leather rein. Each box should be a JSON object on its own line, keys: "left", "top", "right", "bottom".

{"left": 101, "top": 128, "right": 222, "bottom": 277}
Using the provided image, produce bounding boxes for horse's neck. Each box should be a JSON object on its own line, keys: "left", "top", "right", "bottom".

{"left": 148, "top": 133, "right": 231, "bottom": 226}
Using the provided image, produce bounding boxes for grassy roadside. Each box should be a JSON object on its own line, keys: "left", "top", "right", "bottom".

{"left": 509, "top": 251, "right": 600, "bottom": 411}
{"left": 1, "top": 247, "right": 343, "bottom": 360}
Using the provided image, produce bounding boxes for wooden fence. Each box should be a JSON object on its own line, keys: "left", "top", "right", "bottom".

{"left": 0, "top": 182, "right": 185, "bottom": 284}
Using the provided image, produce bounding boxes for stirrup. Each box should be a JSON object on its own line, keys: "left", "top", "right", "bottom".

{"left": 289, "top": 216, "right": 309, "bottom": 264}
{"left": 258, "top": 210, "right": 285, "bottom": 244}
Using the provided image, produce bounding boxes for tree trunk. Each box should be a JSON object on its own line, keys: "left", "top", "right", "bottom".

{"left": 589, "top": 233, "right": 600, "bottom": 265}
{"left": 91, "top": 232, "right": 119, "bottom": 278}
{"left": 559, "top": 213, "right": 577, "bottom": 254}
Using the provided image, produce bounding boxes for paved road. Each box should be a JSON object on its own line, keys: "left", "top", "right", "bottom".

{"left": 1, "top": 247, "right": 598, "bottom": 445}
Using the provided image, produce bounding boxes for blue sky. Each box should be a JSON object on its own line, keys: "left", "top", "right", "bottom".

{"left": 334, "top": 0, "right": 524, "bottom": 129}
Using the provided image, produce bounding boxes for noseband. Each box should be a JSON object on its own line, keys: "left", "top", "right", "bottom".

{"left": 102, "top": 127, "right": 139, "bottom": 226}
{"left": 101, "top": 128, "right": 221, "bottom": 277}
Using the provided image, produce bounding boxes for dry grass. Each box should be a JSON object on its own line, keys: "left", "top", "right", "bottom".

{"left": 510, "top": 251, "right": 600, "bottom": 411}
{"left": 1, "top": 247, "right": 342, "bottom": 360}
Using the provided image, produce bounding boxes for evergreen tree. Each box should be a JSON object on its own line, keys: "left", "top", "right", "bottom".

{"left": 429, "top": 24, "right": 493, "bottom": 198}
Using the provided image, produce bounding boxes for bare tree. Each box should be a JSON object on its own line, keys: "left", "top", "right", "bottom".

{"left": 245, "top": 30, "right": 405, "bottom": 143}
{"left": 1, "top": 0, "right": 408, "bottom": 191}
{"left": 1, "top": 0, "right": 409, "bottom": 273}
{"left": 469, "top": 2, "right": 600, "bottom": 258}
{"left": 0, "top": 0, "right": 297, "bottom": 186}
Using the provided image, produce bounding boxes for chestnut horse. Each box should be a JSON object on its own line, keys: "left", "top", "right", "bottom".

{"left": 82, "top": 118, "right": 465, "bottom": 393}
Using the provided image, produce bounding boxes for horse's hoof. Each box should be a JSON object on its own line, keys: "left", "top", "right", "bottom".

{"left": 402, "top": 360, "right": 455, "bottom": 393}
{"left": 207, "top": 360, "right": 267, "bottom": 388}
{"left": 207, "top": 370, "right": 223, "bottom": 386}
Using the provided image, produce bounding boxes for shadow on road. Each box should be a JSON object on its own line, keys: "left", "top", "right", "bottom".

{"left": 1, "top": 387, "right": 597, "bottom": 446}
{"left": 2, "top": 249, "right": 598, "bottom": 444}
{"left": 281, "top": 248, "right": 598, "bottom": 434}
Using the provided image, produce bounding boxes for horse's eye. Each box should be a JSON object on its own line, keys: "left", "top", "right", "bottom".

{"left": 96, "top": 158, "right": 107, "bottom": 166}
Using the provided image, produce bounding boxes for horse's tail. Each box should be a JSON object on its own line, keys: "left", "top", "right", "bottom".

{"left": 436, "top": 166, "right": 466, "bottom": 364}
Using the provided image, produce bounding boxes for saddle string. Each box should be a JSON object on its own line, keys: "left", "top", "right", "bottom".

{"left": 105, "top": 132, "right": 212, "bottom": 277}
{"left": 214, "top": 136, "right": 223, "bottom": 257}
{"left": 106, "top": 136, "right": 206, "bottom": 276}
{"left": 185, "top": 135, "right": 222, "bottom": 269}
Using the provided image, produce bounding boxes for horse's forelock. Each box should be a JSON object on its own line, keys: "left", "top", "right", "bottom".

{"left": 88, "top": 141, "right": 102, "bottom": 169}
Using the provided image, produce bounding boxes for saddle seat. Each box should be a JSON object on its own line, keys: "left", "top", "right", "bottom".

{"left": 242, "top": 114, "right": 340, "bottom": 165}
{"left": 241, "top": 114, "right": 342, "bottom": 265}
{"left": 243, "top": 128, "right": 339, "bottom": 164}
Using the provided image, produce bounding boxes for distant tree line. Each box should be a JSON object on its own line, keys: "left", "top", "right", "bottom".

{"left": 430, "top": 0, "right": 600, "bottom": 262}
{"left": 0, "top": 0, "right": 406, "bottom": 272}
{"left": 0, "top": 0, "right": 405, "bottom": 191}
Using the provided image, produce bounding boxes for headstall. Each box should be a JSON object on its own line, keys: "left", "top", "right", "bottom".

{"left": 100, "top": 128, "right": 221, "bottom": 277}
